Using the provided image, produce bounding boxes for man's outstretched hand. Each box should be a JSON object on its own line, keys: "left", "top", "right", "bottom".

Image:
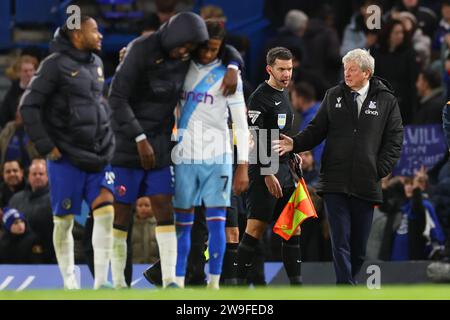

{"left": 273, "top": 134, "right": 294, "bottom": 156}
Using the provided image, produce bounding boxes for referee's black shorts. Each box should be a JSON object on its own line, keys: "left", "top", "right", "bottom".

{"left": 246, "top": 162, "right": 295, "bottom": 223}
{"left": 226, "top": 194, "right": 239, "bottom": 228}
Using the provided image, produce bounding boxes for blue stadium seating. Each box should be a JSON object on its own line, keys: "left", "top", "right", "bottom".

{"left": 15, "top": 0, "right": 61, "bottom": 26}
{"left": 96, "top": 0, "right": 143, "bottom": 20}
{"left": 0, "top": 0, "right": 12, "bottom": 50}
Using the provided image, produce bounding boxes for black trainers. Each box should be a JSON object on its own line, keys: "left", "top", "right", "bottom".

{"left": 142, "top": 261, "right": 163, "bottom": 286}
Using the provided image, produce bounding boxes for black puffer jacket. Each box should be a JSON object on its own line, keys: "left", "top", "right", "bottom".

{"left": 20, "top": 29, "right": 114, "bottom": 172}
{"left": 292, "top": 77, "right": 404, "bottom": 203}
{"left": 109, "top": 12, "right": 243, "bottom": 168}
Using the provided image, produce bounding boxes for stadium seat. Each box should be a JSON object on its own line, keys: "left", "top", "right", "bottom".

{"left": 96, "top": 0, "right": 143, "bottom": 20}
{"left": 0, "top": 0, "right": 12, "bottom": 50}
{"left": 15, "top": 0, "right": 61, "bottom": 26}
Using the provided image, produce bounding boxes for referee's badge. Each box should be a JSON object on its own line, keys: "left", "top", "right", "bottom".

{"left": 278, "top": 114, "right": 287, "bottom": 129}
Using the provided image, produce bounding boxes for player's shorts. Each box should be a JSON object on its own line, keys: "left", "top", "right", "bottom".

{"left": 226, "top": 194, "right": 239, "bottom": 228}
{"left": 47, "top": 156, "right": 115, "bottom": 216}
{"left": 112, "top": 166, "right": 174, "bottom": 204}
{"left": 173, "top": 155, "right": 232, "bottom": 209}
{"left": 246, "top": 162, "right": 295, "bottom": 223}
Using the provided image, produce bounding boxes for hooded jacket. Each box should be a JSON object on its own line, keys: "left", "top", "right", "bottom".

{"left": 292, "top": 77, "right": 404, "bottom": 203}
{"left": 108, "top": 12, "right": 243, "bottom": 168}
{"left": 0, "top": 220, "right": 44, "bottom": 264}
{"left": 9, "top": 184, "right": 55, "bottom": 263}
{"left": 20, "top": 29, "right": 114, "bottom": 172}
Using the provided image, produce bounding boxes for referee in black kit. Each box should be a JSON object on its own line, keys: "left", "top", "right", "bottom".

{"left": 236, "top": 47, "right": 302, "bottom": 286}
{"left": 274, "top": 49, "right": 403, "bottom": 284}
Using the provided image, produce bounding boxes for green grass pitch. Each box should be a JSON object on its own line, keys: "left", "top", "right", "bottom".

{"left": 1, "top": 285, "right": 450, "bottom": 300}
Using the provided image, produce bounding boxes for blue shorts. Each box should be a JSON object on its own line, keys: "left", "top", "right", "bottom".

{"left": 112, "top": 166, "right": 174, "bottom": 204}
{"left": 47, "top": 157, "right": 115, "bottom": 216}
{"left": 173, "top": 157, "right": 232, "bottom": 209}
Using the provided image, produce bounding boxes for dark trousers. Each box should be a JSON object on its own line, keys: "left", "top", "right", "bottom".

{"left": 323, "top": 193, "right": 374, "bottom": 284}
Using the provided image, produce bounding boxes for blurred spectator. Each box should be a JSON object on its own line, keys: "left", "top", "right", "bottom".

{"left": 200, "top": 5, "right": 227, "bottom": 24}
{"left": 302, "top": 6, "right": 341, "bottom": 87}
{"left": 366, "top": 205, "right": 388, "bottom": 260}
{"left": 197, "top": 5, "right": 254, "bottom": 103}
{"left": 8, "top": 159, "right": 55, "bottom": 263}
{"left": 0, "top": 55, "right": 38, "bottom": 129}
{"left": 432, "top": 0, "right": 450, "bottom": 57}
{"left": 263, "top": 0, "right": 323, "bottom": 30}
{"left": 0, "top": 160, "right": 25, "bottom": 209}
{"left": 444, "top": 101, "right": 450, "bottom": 149}
{"left": 264, "top": 10, "right": 308, "bottom": 72}
{"left": 412, "top": 68, "right": 445, "bottom": 124}
{"left": 443, "top": 53, "right": 450, "bottom": 99}
{"left": 398, "top": 11, "right": 431, "bottom": 67}
{"left": 428, "top": 153, "right": 450, "bottom": 230}
{"left": 340, "top": 0, "right": 380, "bottom": 56}
{"left": 380, "top": 172, "right": 446, "bottom": 261}
{"left": 388, "top": 0, "right": 438, "bottom": 38}
{"left": 132, "top": 197, "right": 159, "bottom": 264}
{"left": 155, "top": 0, "right": 178, "bottom": 24}
{"left": 291, "top": 82, "right": 324, "bottom": 168}
{"left": 300, "top": 151, "right": 319, "bottom": 188}
{"left": 372, "top": 19, "right": 419, "bottom": 124}
{"left": 0, "top": 110, "right": 39, "bottom": 169}
{"left": 0, "top": 208, "right": 44, "bottom": 264}
{"left": 138, "top": 13, "right": 161, "bottom": 36}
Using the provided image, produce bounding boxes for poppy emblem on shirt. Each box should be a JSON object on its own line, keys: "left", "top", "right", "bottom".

{"left": 278, "top": 114, "right": 287, "bottom": 129}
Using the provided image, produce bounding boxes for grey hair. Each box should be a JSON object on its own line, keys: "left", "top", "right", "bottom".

{"left": 284, "top": 10, "right": 308, "bottom": 33}
{"left": 342, "top": 49, "right": 375, "bottom": 76}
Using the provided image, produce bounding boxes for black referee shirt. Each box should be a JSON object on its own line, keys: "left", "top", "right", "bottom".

{"left": 247, "top": 81, "right": 294, "bottom": 173}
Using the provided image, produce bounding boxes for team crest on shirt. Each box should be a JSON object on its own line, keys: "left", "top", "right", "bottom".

{"left": 62, "top": 199, "right": 72, "bottom": 210}
{"left": 365, "top": 100, "right": 379, "bottom": 116}
{"left": 278, "top": 114, "right": 287, "bottom": 129}
{"left": 335, "top": 97, "right": 342, "bottom": 108}
{"left": 206, "top": 73, "right": 216, "bottom": 85}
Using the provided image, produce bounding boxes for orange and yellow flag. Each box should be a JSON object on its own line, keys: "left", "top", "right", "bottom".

{"left": 273, "top": 178, "right": 318, "bottom": 240}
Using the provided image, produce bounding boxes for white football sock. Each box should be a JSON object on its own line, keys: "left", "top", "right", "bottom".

{"left": 155, "top": 225, "right": 177, "bottom": 288}
{"left": 92, "top": 205, "right": 114, "bottom": 289}
{"left": 112, "top": 229, "right": 128, "bottom": 288}
{"left": 53, "top": 215, "right": 79, "bottom": 290}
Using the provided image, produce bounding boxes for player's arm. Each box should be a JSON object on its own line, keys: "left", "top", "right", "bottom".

{"left": 228, "top": 78, "right": 249, "bottom": 195}
{"left": 220, "top": 45, "right": 244, "bottom": 96}
{"left": 19, "top": 55, "right": 60, "bottom": 160}
{"left": 108, "top": 39, "right": 155, "bottom": 169}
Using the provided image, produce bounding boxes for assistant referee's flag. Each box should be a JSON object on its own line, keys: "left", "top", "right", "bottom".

{"left": 273, "top": 177, "right": 318, "bottom": 240}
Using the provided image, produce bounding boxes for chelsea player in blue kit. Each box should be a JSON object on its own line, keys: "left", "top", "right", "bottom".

{"left": 172, "top": 21, "right": 249, "bottom": 289}
{"left": 20, "top": 17, "right": 115, "bottom": 289}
